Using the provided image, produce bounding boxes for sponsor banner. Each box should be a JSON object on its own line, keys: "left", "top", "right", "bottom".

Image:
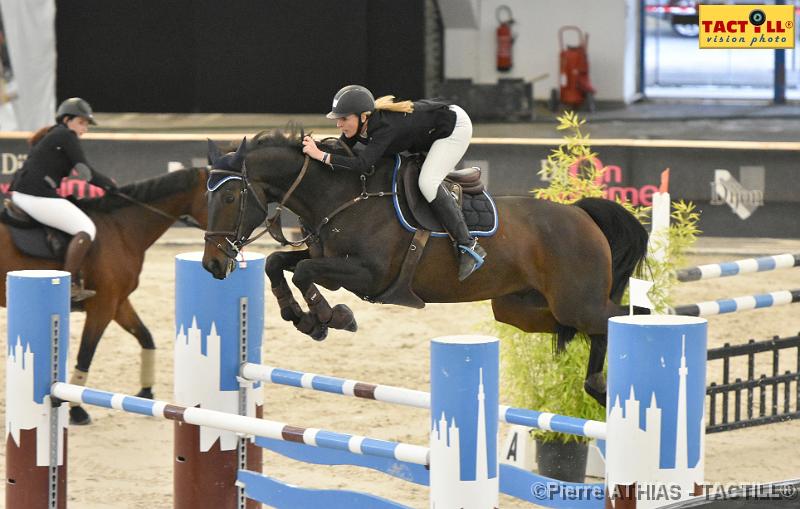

{"left": 699, "top": 4, "right": 795, "bottom": 49}
{"left": 0, "top": 135, "right": 798, "bottom": 238}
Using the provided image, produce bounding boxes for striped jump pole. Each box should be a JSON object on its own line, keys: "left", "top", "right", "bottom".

{"left": 672, "top": 289, "right": 800, "bottom": 317}
{"left": 5, "top": 270, "right": 70, "bottom": 509}
{"left": 607, "top": 315, "right": 707, "bottom": 509}
{"left": 49, "top": 383, "right": 430, "bottom": 466}
{"left": 247, "top": 335, "right": 501, "bottom": 509}
{"left": 243, "top": 363, "right": 606, "bottom": 441}
{"left": 174, "top": 252, "right": 265, "bottom": 509}
{"left": 676, "top": 253, "right": 800, "bottom": 282}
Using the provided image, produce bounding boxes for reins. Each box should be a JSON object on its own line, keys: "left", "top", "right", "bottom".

{"left": 205, "top": 152, "right": 395, "bottom": 258}
{"left": 113, "top": 191, "right": 203, "bottom": 228}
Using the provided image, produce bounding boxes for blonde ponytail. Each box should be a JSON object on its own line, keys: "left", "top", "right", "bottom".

{"left": 373, "top": 95, "right": 414, "bottom": 114}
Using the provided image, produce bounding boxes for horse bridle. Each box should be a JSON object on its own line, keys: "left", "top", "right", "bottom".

{"left": 205, "top": 152, "right": 394, "bottom": 260}
{"left": 204, "top": 156, "right": 311, "bottom": 259}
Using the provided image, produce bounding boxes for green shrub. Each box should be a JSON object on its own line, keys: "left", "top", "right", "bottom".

{"left": 497, "top": 111, "right": 700, "bottom": 444}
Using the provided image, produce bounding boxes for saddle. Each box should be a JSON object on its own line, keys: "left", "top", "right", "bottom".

{"left": 1, "top": 198, "right": 71, "bottom": 260}
{"left": 373, "top": 156, "right": 498, "bottom": 309}
{"left": 394, "top": 157, "right": 497, "bottom": 236}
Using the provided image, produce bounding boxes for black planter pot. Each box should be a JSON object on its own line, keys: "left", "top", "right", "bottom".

{"left": 535, "top": 438, "right": 589, "bottom": 483}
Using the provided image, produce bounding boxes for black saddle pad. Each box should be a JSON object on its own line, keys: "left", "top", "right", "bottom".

{"left": 0, "top": 207, "right": 70, "bottom": 260}
{"left": 391, "top": 156, "right": 498, "bottom": 238}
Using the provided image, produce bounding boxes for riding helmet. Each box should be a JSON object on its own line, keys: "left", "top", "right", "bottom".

{"left": 326, "top": 85, "right": 375, "bottom": 119}
{"left": 56, "top": 97, "right": 97, "bottom": 125}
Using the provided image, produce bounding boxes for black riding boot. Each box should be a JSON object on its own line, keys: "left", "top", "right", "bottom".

{"left": 429, "top": 186, "right": 487, "bottom": 281}
{"left": 63, "top": 232, "right": 96, "bottom": 302}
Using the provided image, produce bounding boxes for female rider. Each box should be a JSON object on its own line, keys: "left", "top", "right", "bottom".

{"left": 301, "top": 84, "right": 486, "bottom": 281}
{"left": 10, "top": 97, "right": 118, "bottom": 302}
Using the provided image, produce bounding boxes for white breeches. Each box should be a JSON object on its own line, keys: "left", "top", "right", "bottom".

{"left": 418, "top": 105, "right": 473, "bottom": 202}
{"left": 11, "top": 192, "right": 96, "bottom": 240}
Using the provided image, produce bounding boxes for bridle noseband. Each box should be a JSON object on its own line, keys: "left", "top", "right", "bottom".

{"left": 204, "top": 156, "right": 311, "bottom": 259}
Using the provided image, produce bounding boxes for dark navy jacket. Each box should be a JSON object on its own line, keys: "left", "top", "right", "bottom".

{"left": 330, "top": 99, "right": 457, "bottom": 174}
{"left": 11, "top": 124, "right": 115, "bottom": 197}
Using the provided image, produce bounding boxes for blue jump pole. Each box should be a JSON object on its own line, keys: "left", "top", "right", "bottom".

{"left": 173, "top": 252, "right": 265, "bottom": 509}
{"left": 607, "top": 315, "right": 707, "bottom": 509}
{"left": 430, "top": 335, "right": 500, "bottom": 509}
{"left": 5, "top": 270, "right": 70, "bottom": 509}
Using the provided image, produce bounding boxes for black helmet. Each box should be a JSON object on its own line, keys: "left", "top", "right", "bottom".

{"left": 326, "top": 85, "right": 375, "bottom": 119}
{"left": 56, "top": 97, "right": 97, "bottom": 125}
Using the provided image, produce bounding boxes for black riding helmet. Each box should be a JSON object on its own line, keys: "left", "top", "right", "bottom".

{"left": 326, "top": 85, "right": 375, "bottom": 119}
{"left": 56, "top": 97, "right": 97, "bottom": 125}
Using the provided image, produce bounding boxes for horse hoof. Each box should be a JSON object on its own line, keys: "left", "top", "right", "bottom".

{"left": 69, "top": 406, "right": 92, "bottom": 426}
{"left": 135, "top": 387, "right": 154, "bottom": 399}
{"left": 297, "top": 314, "right": 328, "bottom": 341}
{"left": 583, "top": 378, "right": 607, "bottom": 408}
{"left": 330, "top": 304, "right": 357, "bottom": 332}
{"left": 310, "top": 325, "right": 329, "bottom": 341}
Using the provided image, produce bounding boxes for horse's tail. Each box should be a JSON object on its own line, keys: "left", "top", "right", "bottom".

{"left": 574, "top": 197, "right": 649, "bottom": 303}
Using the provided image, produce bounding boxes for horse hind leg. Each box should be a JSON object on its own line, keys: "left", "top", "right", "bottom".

{"left": 585, "top": 333, "right": 608, "bottom": 407}
{"left": 491, "top": 292, "right": 559, "bottom": 333}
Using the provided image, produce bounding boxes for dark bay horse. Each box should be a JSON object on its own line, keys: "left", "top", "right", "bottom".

{"left": 202, "top": 131, "right": 648, "bottom": 405}
{"left": 0, "top": 167, "right": 208, "bottom": 424}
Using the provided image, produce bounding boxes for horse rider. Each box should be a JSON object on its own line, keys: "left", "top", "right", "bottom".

{"left": 9, "top": 97, "right": 118, "bottom": 302}
{"left": 301, "top": 84, "right": 487, "bottom": 281}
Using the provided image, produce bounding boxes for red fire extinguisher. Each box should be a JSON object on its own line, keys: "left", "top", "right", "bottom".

{"left": 496, "top": 5, "right": 514, "bottom": 72}
{"left": 556, "top": 25, "right": 596, "bottom": 111}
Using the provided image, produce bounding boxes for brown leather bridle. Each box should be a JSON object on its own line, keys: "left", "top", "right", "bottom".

{"left": 204, "top": 156, "right": 311, "bottom": 259}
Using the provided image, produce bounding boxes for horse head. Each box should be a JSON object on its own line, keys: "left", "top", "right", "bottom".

{"left": 202, "top": 137, "right": 266, "bottom": 278}
{"left": 202, "top": 128, "right": 355, "bottom": 279}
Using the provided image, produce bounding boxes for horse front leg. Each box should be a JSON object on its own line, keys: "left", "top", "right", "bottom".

{"left": 69, "top": 302, "right": 116, "bottom": 425}
{"left": 291, "top": 256, "right": 369, "bottom": 339}
{"left": 265, "top": 249, "right": 310, "bottom": 323}
{"left": 114, "top": 298, "right": 157, "bottom": 400}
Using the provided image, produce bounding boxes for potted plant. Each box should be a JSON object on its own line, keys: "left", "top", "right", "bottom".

{"left": 500, "top": 329, "right": 605, "bottom": 482}
{"left": 494, "top": 111, "right": 701, "bottom": 483}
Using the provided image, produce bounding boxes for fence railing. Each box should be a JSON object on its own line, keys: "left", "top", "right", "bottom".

{"left": 706, "top": 334, "right": 800, "bottom": 433}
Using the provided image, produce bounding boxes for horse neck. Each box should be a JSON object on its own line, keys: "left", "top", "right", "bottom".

{"left": 102, "top": 186, "right": 199, "bottom": 249}
{"left": 269, "top": 159, "right": 366, "bottom": 228}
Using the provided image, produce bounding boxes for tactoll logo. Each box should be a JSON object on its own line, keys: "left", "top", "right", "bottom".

{"left": 699, "top": 4, "right": 795, "bottom": 49}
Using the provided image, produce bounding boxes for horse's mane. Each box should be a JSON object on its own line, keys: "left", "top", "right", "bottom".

{"left": 248, "top": 124, "right": 354, "bottom": 158}
{"left": 80, "top": 168, "right": 200, "bottom": 212}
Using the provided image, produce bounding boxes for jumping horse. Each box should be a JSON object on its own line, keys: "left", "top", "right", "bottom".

{"left": 202, "top": 130, "right": 648, "bottom": 404}
{"left": 0, "top": 167, "right": 209, "bottom": 424}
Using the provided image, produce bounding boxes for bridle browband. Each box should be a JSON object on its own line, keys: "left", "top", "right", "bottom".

{"left": 204, "top": 153, "right": 394, "bottom": 260}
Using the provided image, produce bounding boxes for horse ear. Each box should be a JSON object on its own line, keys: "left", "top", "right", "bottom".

{"left": 233, "top": 137, "right": 247, "bottom": 168}
{"left": 207, "top": 139, "right": 223, "bottom": 166}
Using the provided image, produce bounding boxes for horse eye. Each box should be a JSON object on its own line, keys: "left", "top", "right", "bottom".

{"left": 224, "top": 194, "right": 236, "bottom": 204}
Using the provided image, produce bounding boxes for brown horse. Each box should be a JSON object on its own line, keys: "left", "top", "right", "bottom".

{"left": 202, "top": 131, "right": 648, "bottom": 405}
{"left": 0, "top": 167, "right": 208, "bottom": 424}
